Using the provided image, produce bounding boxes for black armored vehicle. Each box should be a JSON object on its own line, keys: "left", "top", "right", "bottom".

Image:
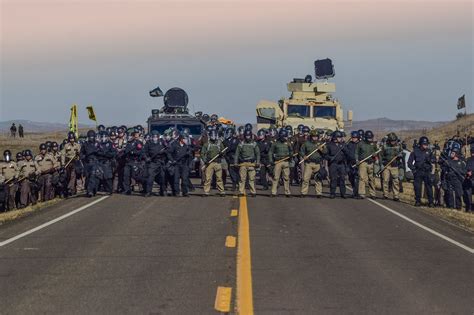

{"left": 147, "top": 86, "right": 204, "bottom": 138}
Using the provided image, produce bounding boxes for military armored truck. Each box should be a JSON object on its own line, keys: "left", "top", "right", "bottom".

{"left": 256, "top": 59, "right": 352, "bottom": 131}
{"left": 147, "top": 86, "right": 204, "bottom": 138}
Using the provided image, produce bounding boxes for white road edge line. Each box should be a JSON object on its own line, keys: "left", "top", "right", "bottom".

{"left": 0, "top": 196, "right": 109, "bottom": 248}
{"left": 367, "top": 198, "right": 474, "bottom": 254}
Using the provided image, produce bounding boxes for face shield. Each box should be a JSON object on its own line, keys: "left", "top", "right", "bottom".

{"left": 101, "top": 134, "right": 108, "bottom": 143}
{"left": 152, "top": 134, "right": 160, "bottom": 144}
{"left": 4, "top": 153, "right": 11, "bottom": 162}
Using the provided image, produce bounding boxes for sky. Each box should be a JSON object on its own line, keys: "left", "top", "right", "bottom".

{"left": 1, "top": 0, "right": 472, "bottom": 125}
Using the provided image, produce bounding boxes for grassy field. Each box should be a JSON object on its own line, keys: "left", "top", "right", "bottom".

{"left": 397, "top": 114, "right": 472, "bottom": 148}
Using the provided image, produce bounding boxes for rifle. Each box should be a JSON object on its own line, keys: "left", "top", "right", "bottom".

{"left": 201, "top": 147, "right": 228, "bottom": 171}
{"left": 377, "top": 152, "right": 402, "bottom": 176}
{"left": 352, "top": 148, "right": 382, "bottom": 168}
{"left": 298, "top": 142, "right": 326, "bottom": 165}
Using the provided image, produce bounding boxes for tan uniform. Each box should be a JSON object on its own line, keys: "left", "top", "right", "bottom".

{"left": 358, "top": 163, "right": 376, "bottom": 197}
{"left": 272, "top": 161, "right": 291, "bottom": 195}
{"left": 1, "top": 160, "right": 18, "bottom": 210}
{"left": 382, "top": 166, "right": 399, "bottom": 199}
{"left": 61, "top": 142, "right": 81, "bottom": 195}
{"left": 239, "top": 164, "right": 256, "bottom": 195}
{"left": 204, "top": 162, "right": 225, "bottom": 194}
{"left": 35, "top": 153, "right": 58, "bottom": 201}
{"left": 301, "top": 163, "right": 322, "bottom": 196}
{"left": 16, "top": 159, "right": 39, "bottom": 207}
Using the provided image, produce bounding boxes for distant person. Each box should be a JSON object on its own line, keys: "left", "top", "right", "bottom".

{"left": 18, "top": 124, "right": 24, "bottom": 138}
{"left": 10, "top": 123, "right": 17, "bottom": 138}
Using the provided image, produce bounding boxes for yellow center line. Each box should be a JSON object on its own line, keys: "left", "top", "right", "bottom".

{"left": 215, "top": 286, "right": 232, "bottom": 312}
{"left": 236, "top": 196, "right": 254, "bottom": 314}
{"left": 225, "top": 236, "right": 237, "bottom": 248}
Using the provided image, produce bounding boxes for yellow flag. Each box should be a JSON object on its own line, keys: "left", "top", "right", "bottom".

{"left": 86, "top": 105, "right": 97, "bottom": 122}
{"left": 69, "top": 104, "right": 78, "bottom": 138}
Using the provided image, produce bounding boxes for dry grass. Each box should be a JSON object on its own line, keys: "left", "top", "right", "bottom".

{"left": 0, "top": 198, "right": 62, "bottom": 226}
{"left": 0, "top": 132, "right": 66, "bottom": 155}
{"left": 376, "top": 180, "right": 474, "bottom": 232}
{"left": 397, "top": 114, "right": 473, "bottom": 147}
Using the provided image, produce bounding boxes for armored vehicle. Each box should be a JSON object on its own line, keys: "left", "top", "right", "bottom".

{"left": 256, "top": 59, "right": 352, "bottom": 131}
{"left": 147, "top": 86, "right": 204, "bottom": 138}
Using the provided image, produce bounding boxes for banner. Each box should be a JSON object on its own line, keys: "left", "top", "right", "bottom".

{"left": 69, "top": 104, "right": 78, "bottom": 138}
{"left": 86, "top": 105, "right": 97, "bottom": 122}
{"left": 457, "top": 94, "right": 465, "bottom": 110}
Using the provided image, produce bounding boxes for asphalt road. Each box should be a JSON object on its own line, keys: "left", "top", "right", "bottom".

{"left": 0, "top": 182, "right": 473, "bottom": 314}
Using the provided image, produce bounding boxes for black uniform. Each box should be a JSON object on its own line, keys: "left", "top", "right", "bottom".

{"left": 144, "top": 139, "right": 169, "bottom": 195}
{"left": 97, "top": 141, "right": 117, "bottom": 194}
{"left": 80, "top": 141, "right": 100, "bottom": 196}
{"left": 326, "top": 141, "right": 348, "bottom": 197}
{"left": 257, "top": 138, "right": 272, "bottom": 190}
{"left": 122, "top": 139, "right": 145, "bottom": 194}
{"left": 408, "top": 147, "right": 435, "bottom": 205}
{"left": 223, "top": 136, "right": 240, "bottom": 190}
{"left": 441, "top": 157, "right": 467, "bottom": 209}
{"left": 346, "top": 141, "right": 359, "bottom": 197}
{"left": 169, "top": 140, "right": 193, "bottom": 196}
{"left": 463, "top": 156, "right": 473, "bottom": 212}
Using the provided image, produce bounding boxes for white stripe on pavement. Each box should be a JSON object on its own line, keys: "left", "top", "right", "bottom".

{"left": 0, "top": 196, "right": 109, "bottom": 248}
{"left": 367, "top": 198, "right": 474, "bottom": 254}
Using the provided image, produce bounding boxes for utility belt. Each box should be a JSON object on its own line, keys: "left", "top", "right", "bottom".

{"left": 239, "top": 158, "right": 256, "bottom": 163}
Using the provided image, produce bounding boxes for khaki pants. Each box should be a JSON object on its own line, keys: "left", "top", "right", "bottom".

{"left": 382, "top": 166, "right": 399, "bottom": 199}
{"left": 271, "top": 161, "right": 291, "bottom": 195}
{"left": 239, "top": 165, "right": 256, "bottom": 195}
{"left": 204, "top": 162, "right": 224, "bottom": 194}
{"left": 301, "top": 162, "right": 322, "bottom": 195}
{"left": 358, "top": 163, "right": 375, "bottom": 197}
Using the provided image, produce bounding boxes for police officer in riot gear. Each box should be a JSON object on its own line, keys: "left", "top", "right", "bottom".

{"left": 97, "top": 131, "right": 117, "bottom": 194}
{"left": 170, "top": 131, "right": 193, "bottom": 197}
{"left": 408, "top": 136, "right": 435, "bottom": 207}
{"left": 144, "top": 130, "right": 169, "bottom": 197}
{"left": 346, "top": 131, "right": 360, "bottom": 198}
{"left": 269, "top": 129, "right": 293, "bottom": 197}
{"left": 463, "top": 144, "right": 474, "bottom": 212}
{"left": 80, "top": 130, "right": 101, "bottom": 197}
{"left": 257, "top": 129, "right": 271, "bottom": 190}
{"left": 326, "top": 131, "right": 348, "bottom": 199}
{"left": 235, "top": 129, "right": 260, "bottom": 197}
{"left": 441, "top": 147, "right": 466, "bottom": 210}
{"left": 223, "top": 127, "right": 240, "bottom": 191}
{"left": 122, "top": 131, "right": 145, "bottom": 195}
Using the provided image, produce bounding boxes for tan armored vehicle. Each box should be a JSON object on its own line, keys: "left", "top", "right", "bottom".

{"left": 256, "top": 59, "right": 352, "bottom": 131}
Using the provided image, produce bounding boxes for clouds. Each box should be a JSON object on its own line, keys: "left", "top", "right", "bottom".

{"left": 1, "top": 0, "right": 472, "bottom": 123}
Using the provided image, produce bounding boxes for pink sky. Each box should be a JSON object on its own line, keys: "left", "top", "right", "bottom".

{"left": 2, "top": 0, "right": 471, "bottom": 64}
{"left": 1, "top": 0, "right": 472, "bottom": 123}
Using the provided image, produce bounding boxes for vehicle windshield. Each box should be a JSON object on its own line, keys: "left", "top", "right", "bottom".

{"left": 176, "top": 124, "right": 202, "bottom": 136}
{"left": 150, "top": 124, "right": 202, "bottom": 137}
{"left": 287, "top": 104, "right": 310, "bottom": 117}
{"left": 257, "top": 108, "right": 276, "bottom": 119}
{"left": 313, "top": 106, "right": 336, "bottom": 119}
